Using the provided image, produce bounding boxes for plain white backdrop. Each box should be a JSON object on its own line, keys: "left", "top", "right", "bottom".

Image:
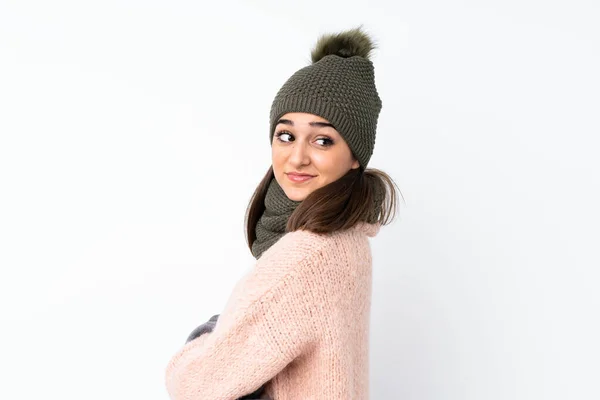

{"left": 1, "top": 1, "right": 598, "bottom": 399}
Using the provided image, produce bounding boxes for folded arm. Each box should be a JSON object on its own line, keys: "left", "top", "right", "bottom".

{"left": 165, "top": 258, "right": 321, "bottom": 400}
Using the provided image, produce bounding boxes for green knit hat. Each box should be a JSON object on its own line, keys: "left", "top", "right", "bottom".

{"left": 269, "top": 26, "right": 383, "bottom": 169}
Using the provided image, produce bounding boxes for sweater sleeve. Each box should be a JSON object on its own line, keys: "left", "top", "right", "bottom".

{"left": 164, "top": 250, "right": 323, "bottom": 400}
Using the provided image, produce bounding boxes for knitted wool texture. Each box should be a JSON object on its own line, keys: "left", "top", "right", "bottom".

{"left": 165, "top": 221, "right": 381, "bottom": 400}
{"left": 251, "top": 177, "right": 301, "bottom": 259}
{"left": 252, "top": 172, "right": 385, "bottom": 261}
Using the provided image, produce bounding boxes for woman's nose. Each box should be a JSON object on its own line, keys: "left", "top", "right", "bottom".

{"left": 288, "top": 142, "right": 310, "bottom": 165}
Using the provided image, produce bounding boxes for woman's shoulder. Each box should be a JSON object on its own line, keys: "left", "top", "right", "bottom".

{"left": 258, "top": 221, "right": 381, "bottom": 265}
{"left": 335, "top": 221, "right": 382, "bottom": 238}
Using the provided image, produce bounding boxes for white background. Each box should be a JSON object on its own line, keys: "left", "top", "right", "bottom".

{"left": 1, "top": 1, "right": 598, "bottom": 399}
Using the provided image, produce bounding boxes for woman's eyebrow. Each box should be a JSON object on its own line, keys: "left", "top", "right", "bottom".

{"left": 276, "top": 119, "right": 336, "bottom": 129}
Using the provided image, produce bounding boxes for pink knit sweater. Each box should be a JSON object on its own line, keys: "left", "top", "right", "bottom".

{"left": 165, "top": 221, "right": 381, "bottom": 400}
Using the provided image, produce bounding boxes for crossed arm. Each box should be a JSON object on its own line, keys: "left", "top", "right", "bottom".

{"left": 165, "top": 260, "right": 321, "bottom": 400}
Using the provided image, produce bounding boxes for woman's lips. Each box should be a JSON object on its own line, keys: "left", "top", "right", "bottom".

{"left": 286, "top": 173, "right": 314, "bottom": 183}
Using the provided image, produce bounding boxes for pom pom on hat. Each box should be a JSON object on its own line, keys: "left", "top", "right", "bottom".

{"left": 310, "top": 25, "right": 377, "bottom": 63}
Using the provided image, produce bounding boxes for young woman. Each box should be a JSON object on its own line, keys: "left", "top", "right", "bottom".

{"left": 165, "top": 26, "right": 401, "bottom": 400}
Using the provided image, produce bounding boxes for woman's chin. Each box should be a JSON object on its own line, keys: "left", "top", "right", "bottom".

{"left": 282, "top": 185, "right": 311, "bottom": 202}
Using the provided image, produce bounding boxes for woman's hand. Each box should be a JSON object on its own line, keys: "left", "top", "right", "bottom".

{"left": 185, "top": 314, "right": 220, "bottom": 343}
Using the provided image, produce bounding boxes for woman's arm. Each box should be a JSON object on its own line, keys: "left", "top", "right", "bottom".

{"left": 165, "top": 253, "right": 322, "bottom": 400}
{"left": 184, "top": 315, "right": 268, "bottom": 400}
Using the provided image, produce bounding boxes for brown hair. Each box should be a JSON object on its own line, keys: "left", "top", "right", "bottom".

{"left": 244, "top": 165, "right": 403, "bottom": 252}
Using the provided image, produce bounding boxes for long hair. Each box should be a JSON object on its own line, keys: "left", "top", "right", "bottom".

{"left": 244, "top": 165, "right": 403, "bottom": 252}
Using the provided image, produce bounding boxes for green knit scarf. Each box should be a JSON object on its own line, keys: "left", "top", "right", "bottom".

{"left": 251, "top": 177, "right": 301, "bottom": 259}
{"left": 251, "top": 174, "right": 384, "bottom": 259}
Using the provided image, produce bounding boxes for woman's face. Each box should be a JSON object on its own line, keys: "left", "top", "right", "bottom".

{"left": 272, "top": 112, "right": 360, "bottom": 201}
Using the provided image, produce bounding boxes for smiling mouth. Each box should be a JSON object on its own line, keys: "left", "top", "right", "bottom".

{"left": 286, "top": 174, "right": 314, "bottom": 183}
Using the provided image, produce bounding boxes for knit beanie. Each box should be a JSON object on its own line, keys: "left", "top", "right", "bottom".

{"left": 268, "top": 26, "right": 383, "bottom": 169}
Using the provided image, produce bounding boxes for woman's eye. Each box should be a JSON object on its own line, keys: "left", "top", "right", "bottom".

{"left": 316, "top": 138, "right": 334, "bottom": 147}
{"left": 275, "top": 131, "right": 293, "bottom": 142}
